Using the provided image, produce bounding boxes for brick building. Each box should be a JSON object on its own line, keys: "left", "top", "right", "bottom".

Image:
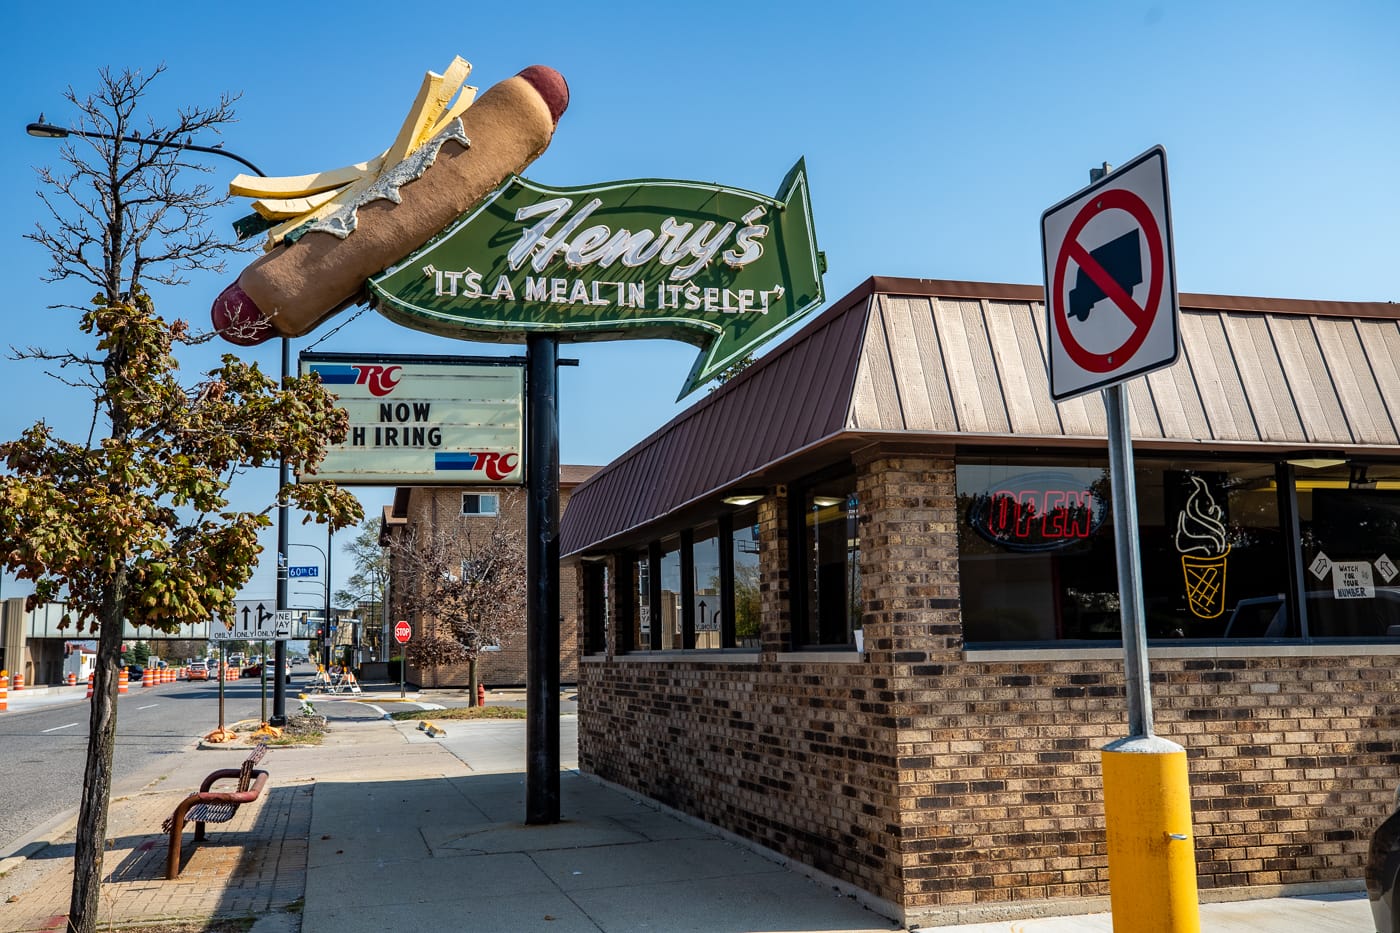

{"left": 381, "top": 465, "right": 597, "bottom": 688}
{"left": 560, "top": 277, "right": 1400, "bottom": 926}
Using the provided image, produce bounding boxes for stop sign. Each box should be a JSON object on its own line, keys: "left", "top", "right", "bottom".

{"left": 394, "top": 620, "right": 411, "bottom": 644}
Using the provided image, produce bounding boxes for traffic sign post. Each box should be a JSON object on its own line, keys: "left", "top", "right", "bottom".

{"left": 394, "top": 620, "right": 409, "bottom": 698}
{"left": 1042, "top": 147, "right": 1198, "bottom": 933}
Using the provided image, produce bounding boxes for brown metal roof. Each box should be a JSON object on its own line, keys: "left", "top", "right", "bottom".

{"left": 561, "top": 277, "right": 1400, "bottom": 556}
{"left": 559, "top": 283, "right": 872, "bottom": 556}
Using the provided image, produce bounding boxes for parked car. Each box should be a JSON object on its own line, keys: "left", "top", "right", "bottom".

{"left": 1369, "top": 785, "right": 1400, "bottom": 932}
{"left": 187, "top": 660, "right": 209, "bottom": 681}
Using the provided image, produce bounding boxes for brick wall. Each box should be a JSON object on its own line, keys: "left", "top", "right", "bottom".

{"left": 574, "top": 450, "right": 1400, "bottom": 924}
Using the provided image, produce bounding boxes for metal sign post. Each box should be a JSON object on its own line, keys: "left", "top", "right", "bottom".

{"left": 525, "top": 334, "right": 561, "bottom": 826}
{"left": 1103, "top": 385, "right": 1153, "bottom": 737}
{"left": 1042, "top": 150, "right": 1198, "bottom": 933}
{"left": 217, "top": 644, "right": 226, "bottom": 733}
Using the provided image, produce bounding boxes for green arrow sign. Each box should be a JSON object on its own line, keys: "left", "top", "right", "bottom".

{"left": 368, "top": 159, "right": 823, "bottom": 397}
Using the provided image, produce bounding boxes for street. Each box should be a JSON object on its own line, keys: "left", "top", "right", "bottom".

{"left": 0, "top": 675, "right": 302, "bottom": 856}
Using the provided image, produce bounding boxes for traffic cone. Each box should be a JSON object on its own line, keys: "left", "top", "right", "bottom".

{"left": 12, "top": 670, "right": 23, "bottom": 692}
{"left": 67, "top": 672, "right": 77, "bottom": 686}
{"left": 142, "top": 667, "right": 155, "bottom": 688}
{"left": 86, "top": 673, "right": 94, "bottom": 699}
{"left": 118, "top": 668, "right": 129, "bottom": 694}
{"left": 0, "top": 672, "right": 8, "bottom": 713}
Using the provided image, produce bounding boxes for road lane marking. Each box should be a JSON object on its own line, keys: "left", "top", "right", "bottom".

{"left": 137, "top": 704, "right": 159, "bottom": 710}
{"left": 42, "top": 723, "right": 78, "bottom": 733}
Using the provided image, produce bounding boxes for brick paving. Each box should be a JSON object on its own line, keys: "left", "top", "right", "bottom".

{"left": 0, "top": 770, "right": 312, "bottom": 932}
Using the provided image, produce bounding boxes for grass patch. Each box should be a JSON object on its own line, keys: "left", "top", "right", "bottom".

{"left": 389, "top": 706, "right": 527, "bottom": 722}
{"left": 225, "top": 713, "right": 326, "bottom": 746}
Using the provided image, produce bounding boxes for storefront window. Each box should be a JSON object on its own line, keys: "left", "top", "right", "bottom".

{"left": 1295, "top": 462, "right": 1400, "bottom": 638}
{"left": 582, "top": 562, "right": 608, "bottom": 655}
{"left": 659, "top": 539, "right": 681, "bottom": 649}
{"left": 693, "top": 528, "right": 722, "bottom": 649}
{"left": 731, "top": 508, "right": 761, "bottom": 648}
{"left": 799, "top": 479, "right": 861, "bottom": 647}
{"left": 958, "top": 457, "right": 1289, "bottom": 642}
{"left": 632, "top": 550, "right": 651, "bottom": 652}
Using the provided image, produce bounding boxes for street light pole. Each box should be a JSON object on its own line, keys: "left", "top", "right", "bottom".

{"left": 290, "top": 539, "right": 333, "bottom": 669}
{"left": 26, "top": 117, "right": 297, "bottom": 725}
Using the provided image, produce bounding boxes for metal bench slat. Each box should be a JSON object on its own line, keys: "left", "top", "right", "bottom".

{"left": 186, "top": 803, "right": 237, "bottom": 824}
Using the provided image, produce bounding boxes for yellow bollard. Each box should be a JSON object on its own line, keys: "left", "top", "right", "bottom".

{"left": 1102, "top": 736, "right": 1200, "bottom": 933}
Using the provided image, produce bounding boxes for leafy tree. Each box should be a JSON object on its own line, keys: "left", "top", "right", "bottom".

{"left": 394, "top": 505, "right": 525, "bottom": 703}
{"left": 2, "top": 66, "right": 361, "bottom": 933}
{"left": 708, "top": 353, "right": 754, "bottom": 390}
{"left": 334, "top": 515, "right": 390, "bottom": 660}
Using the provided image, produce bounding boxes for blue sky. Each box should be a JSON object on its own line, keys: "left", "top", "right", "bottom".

{"left": 2, "top": 1, "right": 1396, "bottom": 605}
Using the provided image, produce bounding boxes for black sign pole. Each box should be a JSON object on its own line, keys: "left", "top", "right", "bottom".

{"left": 525, "top": 333, "right": 561, "bottom": 825}
{"left": 270, "top": 337, "right": 291, "bottom": 726}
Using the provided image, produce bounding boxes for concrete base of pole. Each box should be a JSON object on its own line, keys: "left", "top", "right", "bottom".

{"left": 1102, "top": 735, "right": 1200, "bottom": 933}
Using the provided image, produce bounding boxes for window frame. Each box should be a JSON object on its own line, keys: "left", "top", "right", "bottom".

{"left": 461, "top": 493, "right": 500, "bottom": 516}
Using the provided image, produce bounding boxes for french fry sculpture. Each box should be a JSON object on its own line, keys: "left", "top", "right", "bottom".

{"left": 212, "top": 59, "right": 569, "bottom": 345}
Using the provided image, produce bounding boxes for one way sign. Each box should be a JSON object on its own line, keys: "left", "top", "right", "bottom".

{"left": 216, "top": 599, "right": 295, "bottom": 640}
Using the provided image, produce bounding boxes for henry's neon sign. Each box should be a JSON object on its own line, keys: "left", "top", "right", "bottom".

{"left": 967, "top": 471, "right": 1107, "bottom": 552}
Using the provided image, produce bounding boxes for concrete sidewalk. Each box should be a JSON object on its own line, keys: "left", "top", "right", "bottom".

{"left": 0, "top": 696, "right": 1377, "bottom": 932}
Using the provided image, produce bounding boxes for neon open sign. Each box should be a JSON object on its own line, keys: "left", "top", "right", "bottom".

{"left": 967, "top": 471, "right": 1108, "bottom": 552}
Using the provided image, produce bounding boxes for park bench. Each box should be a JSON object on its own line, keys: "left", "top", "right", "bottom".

{"left": 161, "top": 742, "right": 270, "bottom": 879}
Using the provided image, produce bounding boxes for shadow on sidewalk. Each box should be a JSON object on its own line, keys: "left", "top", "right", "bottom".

{"left": 0, "top": 780, "right": 312, "bottom": 933}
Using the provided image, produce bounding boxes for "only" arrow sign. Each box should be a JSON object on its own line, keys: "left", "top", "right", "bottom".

{"left": 368, "top": 161, "right": 824, "bottom": 398}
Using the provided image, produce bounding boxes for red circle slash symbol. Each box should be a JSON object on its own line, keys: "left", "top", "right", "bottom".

{"left": 1052, "top": 188, "right": 1164, "bottom": 374}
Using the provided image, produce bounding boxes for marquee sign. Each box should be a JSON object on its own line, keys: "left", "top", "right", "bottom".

{"left": 299, "top": 353, "right": 524, "bottom": 485}
{"left": 368, "top": 160, "right": 824, "bottom": 398}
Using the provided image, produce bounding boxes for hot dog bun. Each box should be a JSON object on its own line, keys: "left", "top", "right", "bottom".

{"left": 213, "top": 65, "right": 569, "bottom": 346}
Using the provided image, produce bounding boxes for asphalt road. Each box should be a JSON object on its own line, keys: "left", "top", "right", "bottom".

{"left": 0, "top": 675, "right": 302, "bottom": 857}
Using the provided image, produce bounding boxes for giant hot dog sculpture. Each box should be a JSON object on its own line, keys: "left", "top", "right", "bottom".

{"left": 212, "top": 60, "right": 569, "bottom": 345}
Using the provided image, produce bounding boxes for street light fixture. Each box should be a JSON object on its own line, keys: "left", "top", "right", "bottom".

{"left": 26, "top": 116, "right": 266, "bottom": 175}
{"left": 25, "top": 114, "right": 295, "bottom": 725}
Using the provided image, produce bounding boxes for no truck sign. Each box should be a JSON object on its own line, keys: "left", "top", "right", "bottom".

{"left": 1042, "top": 146, "right": 1180, "bottom": 401}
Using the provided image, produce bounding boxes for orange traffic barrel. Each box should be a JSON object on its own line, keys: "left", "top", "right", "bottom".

{"left": 118, "top": 668, "right": 129, "bottom": 694}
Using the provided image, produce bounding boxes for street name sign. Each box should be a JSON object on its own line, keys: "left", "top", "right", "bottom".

{"left": 288, "top": 565, "right": 319, "bottom": 579}
{"left": 1041, "top": 146, "right": 1179, "bottom": 401}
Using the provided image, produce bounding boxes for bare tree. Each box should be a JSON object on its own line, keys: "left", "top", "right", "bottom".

{"left": 5, "top": 66, "right": 360, "bottom": 933}
{"left": 335, "top": 516, "right": 391, "bottom": 659}
{"left": 395, "top": 511, "right": 526, "bottom": 701}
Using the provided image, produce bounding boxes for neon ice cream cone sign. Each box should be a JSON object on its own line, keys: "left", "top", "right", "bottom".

{"left": 1175, "top": 475, "right": 1230, "bottom": 619}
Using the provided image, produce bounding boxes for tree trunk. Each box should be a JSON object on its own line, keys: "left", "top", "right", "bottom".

{"left": 469, "top": 655, "right": 478, "bottom": 706}
{"left": 68, "top": 574, "right": 125, "bottom": 933}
